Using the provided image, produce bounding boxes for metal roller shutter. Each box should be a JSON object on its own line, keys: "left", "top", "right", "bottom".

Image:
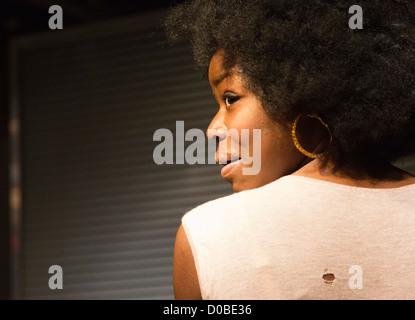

{"left": 11, "top": 11, "right": 232, "bottom": 300}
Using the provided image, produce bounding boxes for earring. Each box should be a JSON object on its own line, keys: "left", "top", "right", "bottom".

{"left": 291, "top": 114, "right": 333, "bottom": 159}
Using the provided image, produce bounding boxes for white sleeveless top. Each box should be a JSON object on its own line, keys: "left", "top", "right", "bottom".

{"left": 182, "top": 175, "right": 415, "bottom": 299}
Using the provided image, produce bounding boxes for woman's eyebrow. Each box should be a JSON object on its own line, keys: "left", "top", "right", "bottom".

{"left": 212, "top": 71, "right": 232, "bottom": 87}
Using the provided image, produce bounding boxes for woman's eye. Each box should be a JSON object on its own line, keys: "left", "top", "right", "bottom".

{"left": 223, "top": 94, "right": 240, "bottom": 107}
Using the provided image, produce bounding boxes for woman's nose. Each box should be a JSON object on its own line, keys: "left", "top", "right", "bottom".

{"left": 206, "top": 109, "right": 228, "bottom": 140}
{"left": 207, "top": 118, "right": 228, "bottom": 141}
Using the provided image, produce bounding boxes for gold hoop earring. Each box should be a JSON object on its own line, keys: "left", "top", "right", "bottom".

{"left": 291, "top": 114, "right": 333, "bottom": 159}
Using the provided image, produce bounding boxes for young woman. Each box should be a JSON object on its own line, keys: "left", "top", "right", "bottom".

{"left": 165, "top": 0, "right": 415, "bottom": 299}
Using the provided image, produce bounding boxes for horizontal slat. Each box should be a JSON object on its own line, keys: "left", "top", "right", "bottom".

{"left": 23, "top": 286, "right": 174, "bottom": 300}
{"left": 24, "top": 237, "right": 174, "bottom": 259}
{"left": 23, "top": 47, "right": 195, "bottom": 87}
{"left": 16, "top": 11, "right": 231, "bottom": 300}
{"left": 23, "top": 31, "right": 172, "bottom": 69}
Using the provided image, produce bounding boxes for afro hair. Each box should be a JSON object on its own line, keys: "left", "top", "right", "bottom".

{"left": 165, "top": 0, "right": 415, "bottom": 173}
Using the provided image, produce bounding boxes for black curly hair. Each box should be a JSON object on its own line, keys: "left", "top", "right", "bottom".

{"left": 165, "top": 0, "right": 415, "bottom": 176}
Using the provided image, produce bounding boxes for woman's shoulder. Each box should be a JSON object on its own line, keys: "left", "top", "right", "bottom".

{"left": 181, "top": 176, "right": 303, "bottom": 222}
{"left": 183, "top": 173, "right": 415, "bottom": 226}
{"left": 182, "top": 188, "right": 246, "bottom": 222}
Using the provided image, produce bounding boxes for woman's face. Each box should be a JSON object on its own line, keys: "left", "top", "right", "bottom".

{"left": 207, "top": 51, "right": 306, "bottom": 192}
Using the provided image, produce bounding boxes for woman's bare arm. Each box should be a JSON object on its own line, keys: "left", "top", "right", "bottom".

{"left": 173, "top": 224, "right": 202, "bottom": 300}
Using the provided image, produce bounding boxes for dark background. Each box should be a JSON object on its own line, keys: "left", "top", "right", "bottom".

{"left": 0, "top": 0, "right": 186, "bottom": 300}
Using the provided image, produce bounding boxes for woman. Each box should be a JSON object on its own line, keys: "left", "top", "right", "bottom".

{"left": 165, "top": 0, "right": 415, "bottom": 299}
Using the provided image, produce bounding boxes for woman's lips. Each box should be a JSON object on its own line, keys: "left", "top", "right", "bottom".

{"left": 220, "top": 158, "right": 241, "bottom": 178}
